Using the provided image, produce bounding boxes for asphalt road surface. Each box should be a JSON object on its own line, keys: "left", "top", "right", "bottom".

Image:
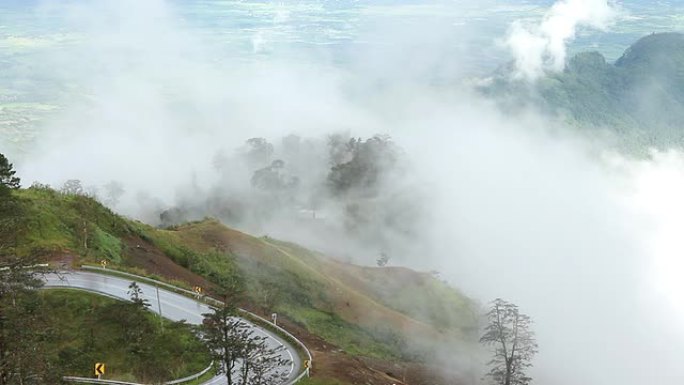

{"left": 43, "top": 271, "right": 301, "bottom": 385}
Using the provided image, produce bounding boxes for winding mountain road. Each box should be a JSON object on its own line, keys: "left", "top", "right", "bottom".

{"left": 43, "top": 271, "right": 302, "bottom": 385}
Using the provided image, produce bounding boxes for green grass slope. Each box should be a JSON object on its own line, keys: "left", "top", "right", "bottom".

{"left": 40, "top": 289, "right": 211, "bottom": 383}
{"left": 10, "top": 186, "right": 477, "bottom": 363}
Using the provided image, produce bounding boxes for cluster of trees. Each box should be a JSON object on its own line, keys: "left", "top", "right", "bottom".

{"left": 0, "top": 264, "right": 58, "bottom": 385}
{"left": 201, "top": 280, "right": 291, "bottom": 385}
{"left": 327, "top": 134, "right": 399, "bottom": 196}
{"left": 251, "top": 160, "right": 299, "bottom": 192}
{"left": 102, "top": 282, "right": 170, "bottom": 382}
{"left": 72, "top": 282, "right": 210, "bottom": 382}
{"left": 160, "top": 132, "right": 419, "bottom": 264}
{"left": 1, "top": 153, "right": 62, "bottom": 384}
{"left": 239, "top": 134, "right": 401, "bottom": 197}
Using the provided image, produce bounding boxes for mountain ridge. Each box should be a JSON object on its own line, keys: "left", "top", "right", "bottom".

{"left": 483, "top": 32, "right": 684, "bottom": 149}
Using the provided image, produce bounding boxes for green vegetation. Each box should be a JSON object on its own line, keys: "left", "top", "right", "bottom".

{"left": 485, "top": 32, "right": 684, "bottom": 150}
{"left": 285, "top": 305, "right": 401, "bottom": 358}
{"left": 146, "top": 221, "right": 417, "bottom": 360}
{"left": 12, "top": 185, "right": 130, "bottom": 258}
{"left": 40, "top": 289, "right": 211, "bottom": 383}
{"left": 155, "top": 224, "right": 477, "bottom": 362}
{"left": 146, "top": 230, "right": 242, "bottom": 285}
{"left": 0, "top": 153, "right": 20, "bottom": 189}
{"left": 91, "top": 227, "right": 122, "bottom": 263}
{"left": 4, "top": 182, "right": 476, "bottom": 364}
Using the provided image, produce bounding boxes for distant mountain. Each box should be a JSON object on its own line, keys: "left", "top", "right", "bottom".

{"left": 483, "top": 32, "right": 684, "bottom": 149}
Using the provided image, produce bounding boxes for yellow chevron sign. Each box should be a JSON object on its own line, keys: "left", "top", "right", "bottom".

{"left": 95, "top": 362, "right": 105, "bottom": 376}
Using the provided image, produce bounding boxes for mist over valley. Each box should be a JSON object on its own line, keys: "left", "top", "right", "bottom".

{"left": 2, "top": 1, "right": 684, "bottom": 384}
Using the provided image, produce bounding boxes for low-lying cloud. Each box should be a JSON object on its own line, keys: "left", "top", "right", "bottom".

{"left": 404, "top": 98, "right": 684, "bottom": 384}
{"left": 507, "top": 0, "right": 620, "bottom": 79}
{"left": 6, "top": 1, "right": 684, "bottom": 384}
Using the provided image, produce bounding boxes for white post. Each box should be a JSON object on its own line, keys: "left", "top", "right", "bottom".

{"left": 156, "top": 285, "right": 164, "bottom": 332}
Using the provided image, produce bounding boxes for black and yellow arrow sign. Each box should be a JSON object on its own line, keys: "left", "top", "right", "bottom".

{"left": 95, "top": 363, "right": 105, "bottom": 376}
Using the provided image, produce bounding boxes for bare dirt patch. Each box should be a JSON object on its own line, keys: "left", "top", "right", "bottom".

{"left": 120, "top": 235, "right": 212, "bottom": 288}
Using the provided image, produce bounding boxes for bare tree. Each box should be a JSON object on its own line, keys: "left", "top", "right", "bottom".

{"left": 238, "top": 334, "right": 290, "bottom": 385}
{"left": 103, "top": 181, "right": 125, "bottom": 207}
{"left": 252, "top": 284, "right": 280, "bottom": 315}
{"left": 376, "top": 251, "right": 390, "bottom": 267}
{"left": 201, "top": 279, "right": 247, "bottom": 385}
{"left": 61, "top": 179, "right": 84, "bottom": 195}
{"left": 202, "top": 277, "right": 290, "bottom": 385}
{"left": 480, "top": 298, "right": 538, "bottom": 385}
{"left": 202, "top": 309, "right": 251, "bottom": 385}
{"left": 243, "top": 138, "right": 274, "bottom": 170}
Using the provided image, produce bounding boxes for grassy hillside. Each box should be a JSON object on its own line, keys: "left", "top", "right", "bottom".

{"left": 12, "top": 185, "right": 130, "bottom": 259}
{"left": 40, "top": 289, "right": 211, "bottom": 383}
{"left": 8, "top": 185, "right": 477, "bottom": 382}
{"left": 154, "top": 222, "right": 477, "bottom": 360}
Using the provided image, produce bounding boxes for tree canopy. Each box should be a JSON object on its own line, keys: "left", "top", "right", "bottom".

{"left": 327, "top": 135, "right": 399, "bottom": 196}
{"left": 0, "top": 153, "right": 20, "bottom": 190}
